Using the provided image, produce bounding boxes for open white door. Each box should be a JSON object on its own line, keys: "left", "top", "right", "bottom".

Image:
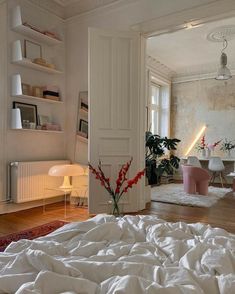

{"left": 88, "top": 28, "right": 146, "bottom": 214}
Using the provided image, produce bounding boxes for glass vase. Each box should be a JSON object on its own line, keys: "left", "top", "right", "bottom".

{"left": 108, "top": 198, "right": 122, "bottom": 217}
{"left": 226, "top": 150, "right": 231, "bottom": 158}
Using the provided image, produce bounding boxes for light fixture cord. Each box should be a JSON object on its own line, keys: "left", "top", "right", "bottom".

{"left": 221, "top": 38, "right": 228, "bottom": 53}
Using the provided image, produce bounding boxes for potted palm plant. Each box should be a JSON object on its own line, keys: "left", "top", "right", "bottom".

{"left": 145, "top": 131, "right": 181, "bottom": 185}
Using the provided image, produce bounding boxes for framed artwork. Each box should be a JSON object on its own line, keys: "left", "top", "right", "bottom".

{"left": 13, "top": 101, "right": 38, "bottom": 126}
{"left": 24, "top": 39, "right": 42, "bottom": 60}
{"left": 79, "top": 91, "right": 88, "bottom": 112}
{"left": 79, "top": 119, "right": 88, "bottom": 138}
{"left": 38, "top": 115, "right": 50, "bottom": 125}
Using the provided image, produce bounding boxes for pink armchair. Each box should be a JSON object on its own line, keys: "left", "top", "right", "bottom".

{"left": 182, "top": 165, "right": 210, "bottom": 195}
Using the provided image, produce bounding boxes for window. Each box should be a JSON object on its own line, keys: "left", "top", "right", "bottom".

{"left": 148, "top": 77, "right": 170, "bottom": 137}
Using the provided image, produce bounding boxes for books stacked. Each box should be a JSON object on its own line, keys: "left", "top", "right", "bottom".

{"left": 42, "top": 86, "right": 60, "bottom": 101}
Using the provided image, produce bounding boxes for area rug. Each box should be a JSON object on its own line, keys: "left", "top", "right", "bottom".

{"left": 0, "top": 220, "right": 68, "bottom": 252}
{"left": 151, "top": 183, "right": 231, "bottom": 208}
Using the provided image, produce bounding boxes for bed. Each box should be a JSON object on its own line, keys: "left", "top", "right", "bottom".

{"left": 0, "top": 214, "right": 235, "bottom": 293}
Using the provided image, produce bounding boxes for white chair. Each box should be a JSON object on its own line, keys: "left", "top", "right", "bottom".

{"left": 187, "top": 156, "right": 202, "bottom": 168}
{"left": 208, "top": 157, "right": 227, "bottom": 187}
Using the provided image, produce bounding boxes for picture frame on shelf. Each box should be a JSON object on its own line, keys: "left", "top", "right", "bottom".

{"left": 24, "top": 39, "right": 42, "bottom": 60}
{"left": 13, "top": 101, "right": 38, "bottom": 127}
{"left": 38, "top": 115, "right": 50, "bottom": 125}
{"left": 21, "top": 83, "right": 31, "bottom": 95}
{"left": 79, "top": 119, "right": 88, "bottom": 138}
{"left": 79, "top": 91, "right": 88, "bottom": 112}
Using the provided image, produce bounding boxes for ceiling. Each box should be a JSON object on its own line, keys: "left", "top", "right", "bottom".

{"left": 52, "top": 0, "right": 121, "bottom": 17}
{"left": 147, "top": 17, "right": 235, "bottom": 79}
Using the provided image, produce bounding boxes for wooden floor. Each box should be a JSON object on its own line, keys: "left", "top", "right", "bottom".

{"left": 0, "top": 191, "right": 235, "bottom": 236}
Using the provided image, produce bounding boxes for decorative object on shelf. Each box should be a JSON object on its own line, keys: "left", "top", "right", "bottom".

{"left": 32, "top": 86, "right": 43, "bottom": 98}
{"left": 13, "top": 101, "right": 38, "bottom": 128}
{"left": 48, "top": 164, "right": 84, "bottom": 189}
{"left": 11, "top": 108, "right": 22, "bottom": 129}
{"left": 21, "top": 83, "right": 31, "bottom": 95}
{"left": 206, "top": 140, "right": 221, "bottom": 157}
{"left": 42, "top": 85, "right": 60, "bottom": 101}
{"left": 195, "top": 134, "right": 206, "bottom": 156}
{"left": 24, "top": 40, "right": 42, "bottom": 61}
{"left": 220, "top": 138, "right": 235, "bottom": 157}
{"left": 89, "top": 158, "right": 145, "bottom": 216}
{"left": 195, "top": 135, "right": 221, "bottom": 158}
{"left": 41, "top": 123, "right": 61, "bottom": 131}
{"left": 38, "top": 115, "right": 50, "bottom": 126}
{"left": 79, "top": 119, "right": 88, "bottom": 138}
{"left": 23, "top": 22, "right": 43, "bottom": 34}
{"left": 43, "top": 31, "right": 61, "bottom": 41}
{"left": 145, "top": 132, "right": 180, "bottom": 185}
{"left": 79, "top": 91, "right": 88, "bottom": 112}
{"left": 33, "top": 57, "right": 47, "bottom": 66}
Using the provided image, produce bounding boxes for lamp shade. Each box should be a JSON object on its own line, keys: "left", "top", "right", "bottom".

{"left": 48, "top": 164, "right": 84, "bottom": 177}
{"left": 48, "top": 164, "right": 85, "bottom": 189}
{"left": 215, "top": 52, "right": 232, "bottom": 80}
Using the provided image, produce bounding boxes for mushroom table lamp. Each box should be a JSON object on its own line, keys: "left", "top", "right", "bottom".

{"left": 48, "top": 164, "right": 84, "bottom": 189}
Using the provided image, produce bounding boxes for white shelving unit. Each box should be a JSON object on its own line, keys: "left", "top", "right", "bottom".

{"left": 12, "top": 40, "right": 63, "bottom": 74}
{"left": 10, "top": 129, "right": 63, "bottom": 134}
{"left": 77, "top": 135, "right": 88, "bottom": 143}
{"left": 12, "top": 6, "right": 62, "bottom": 46}
{"left": 11, "top": 74, "right": 63, "bottom": 104}
{"left": 10, "top": 4, "right": 65, "bottom": 134}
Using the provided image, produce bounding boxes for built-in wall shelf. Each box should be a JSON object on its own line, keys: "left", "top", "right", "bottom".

{"left": 79, "top": 109, "right": 88, "bottom": 116}
{"left": 11, "top": 129, "right": 63, "bottom": 134}
{"left": 13, "top": 94, "right": 63, "bottom": 104}
{"left": 11, "top": 74, "right": 63, "bottom": 104}
{"left": 12, "top": 58, "right": 63, "bottom": 74}
{"left": 12, "top": 6, "right": 62, "bottom": 46}
{"left": 77, "top": 135, "right": 88, "bottom": 143}
{"left": 12, "top": 40, "right": 63, "bottom": 74}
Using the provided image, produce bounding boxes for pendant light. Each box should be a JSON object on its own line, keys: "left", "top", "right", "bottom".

{"left": 215, "top": 38, "right": 232, "bottom": 80}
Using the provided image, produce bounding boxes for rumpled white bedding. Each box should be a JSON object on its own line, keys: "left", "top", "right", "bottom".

{"left": 0, "top": 215, "right": 235, "bottom": 293}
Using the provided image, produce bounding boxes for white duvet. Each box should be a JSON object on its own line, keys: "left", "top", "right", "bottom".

{"left": 0, "top": 215, "right": 235, "bottom": 293}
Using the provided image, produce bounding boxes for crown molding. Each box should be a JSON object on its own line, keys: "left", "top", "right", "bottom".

{"left": 146, "top": 55, "right": 175, "bottom": 81}
{"left": 172, "top": 69, "right": 235, "bottom": 84}
{"left": 132, "top": 0, "right": 235, "bottom": 37}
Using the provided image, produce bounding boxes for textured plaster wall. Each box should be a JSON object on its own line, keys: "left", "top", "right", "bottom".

{"left": 171, "top": 77, "right": 235, "bottom": 158}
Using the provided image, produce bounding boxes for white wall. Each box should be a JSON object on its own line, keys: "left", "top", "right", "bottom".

{"left": 0, "top": 0, "right": 67, "bottom": 201}
{"left": 171, "top": 77, "right": 235, "bottom": 158}
{"left": 66, "top": 0, "right": 218, "bottom": 163}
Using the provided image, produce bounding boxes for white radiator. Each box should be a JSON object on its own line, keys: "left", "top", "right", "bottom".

{"left": 10, "top": 160, "right": 70, "bottom": 203}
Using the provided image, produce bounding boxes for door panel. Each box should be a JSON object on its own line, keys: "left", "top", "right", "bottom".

{"left": 88, "top": 28, "right": 145, "bottom": 214}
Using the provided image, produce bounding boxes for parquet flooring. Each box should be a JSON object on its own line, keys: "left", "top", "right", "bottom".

{"left": 0, "top": 190, "right": 235, "bottom": 236}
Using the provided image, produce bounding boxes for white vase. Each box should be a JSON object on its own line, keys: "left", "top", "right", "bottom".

{"left": 201, "top": 149, "right": 206, "bottom": 158}
{"left": 206, "top": 149, "right": 211, "bottom": 158}
{"left": 226, "top": 150, "right": 231, "bottom": 158}
{"left": 11, "top": 108, "right": 22, "bottom": 129}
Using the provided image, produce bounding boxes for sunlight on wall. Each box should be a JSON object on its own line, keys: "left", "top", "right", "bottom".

{"left": 185, "top": 125, "right": 207, "bottom": 156}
